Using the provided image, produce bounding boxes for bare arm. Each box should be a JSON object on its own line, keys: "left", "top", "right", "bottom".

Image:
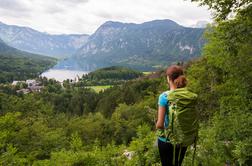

{"left": 156, "top": 106, "right": 166, "bottom": 129}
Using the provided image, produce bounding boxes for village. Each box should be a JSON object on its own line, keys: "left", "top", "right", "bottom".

{"left": 12, "top": 79, "right": 44, "bottom": 94}
{"left": 12, "top": 77, "right": 80, "bottom": 94}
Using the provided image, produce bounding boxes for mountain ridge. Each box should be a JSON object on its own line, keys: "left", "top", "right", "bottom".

{"left": 0, "top": 21, "right": 89, "bottom": 58}
{"left": 70, "top": 19, "right": 205, "bottom": 71}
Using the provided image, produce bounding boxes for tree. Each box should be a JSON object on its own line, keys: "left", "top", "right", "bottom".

{"left": 184, "top": 2, "right": 252, "bottom": 165}
{"left": 191, "top": 0, "right": 251, "bottom": 21}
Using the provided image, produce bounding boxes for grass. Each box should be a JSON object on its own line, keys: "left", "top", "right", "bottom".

{"left": 143, "top": 72, "right": 153, "bottom": 76}
{"left": 88, "top": 85, "right": 113, "bottom": 93}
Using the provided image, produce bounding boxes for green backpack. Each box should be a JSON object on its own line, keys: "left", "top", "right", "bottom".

{"left": 165, "top": 88, "right": 198, "bottom": 165}
{"left": 165, "top": 87, "right": 198, "bottom": 146}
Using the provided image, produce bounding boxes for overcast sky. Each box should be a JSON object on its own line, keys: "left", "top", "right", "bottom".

{"left": 0, "top": 0, "right": 212, "bottom": 35}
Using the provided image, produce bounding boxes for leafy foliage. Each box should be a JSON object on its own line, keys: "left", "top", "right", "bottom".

{"left": 0, "top": 1, "right": 251, "bottom": 165}
{"left": 0, "top": 75, "right": 162, "bottom": 165}
{"left": 191, "top": 0, "right": 251, "bottom": 21}
{"left": 184, "top": 2, "right": 252, "bottom": 165}
{"left": 77, "top": 66, "right": 143, "bottom": 86}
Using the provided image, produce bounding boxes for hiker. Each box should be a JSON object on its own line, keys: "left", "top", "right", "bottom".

{"left": 156, "top": 65, "right": 198, "bottom": 166}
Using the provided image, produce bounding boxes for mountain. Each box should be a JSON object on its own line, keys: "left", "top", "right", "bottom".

{"left": 69, "top": 19, "right": 205, "bottom": 71}
{"left": 0, "top": 21, "right": 89, "bottom": 58}
{"left": 0, "top": 38, "right": 57, "bottom": 83}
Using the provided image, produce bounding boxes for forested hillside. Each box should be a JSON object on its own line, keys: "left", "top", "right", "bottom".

{"left": 0, "top": 39, "right": 57, "bottom": 83}
{"left": 0, "top": 0, "right": 251, "bottom": 165}
{"left": 78, "top": 66, "right": 143, "bottom": 86}
{"left": 0, "top": 75, "right": 164, "bottom": 165}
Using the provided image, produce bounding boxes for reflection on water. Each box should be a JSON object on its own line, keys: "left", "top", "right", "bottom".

{"left": 41, "top": 69, "right": 89, "bottom": 82}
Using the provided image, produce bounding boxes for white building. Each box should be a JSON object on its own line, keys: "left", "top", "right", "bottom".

{"left": 26, "top": 80, "right": 37, "bottom": 87}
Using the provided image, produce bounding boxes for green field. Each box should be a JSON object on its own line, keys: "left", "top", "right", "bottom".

{"left": 142, "top": 72, "right": 153, "bottom": 76}
{"left": 88, "top": 85, "right": 113, "bottom": 93}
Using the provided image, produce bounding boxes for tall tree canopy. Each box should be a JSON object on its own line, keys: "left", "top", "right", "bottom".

{"left": 191, "top": 0, "right": 251, "bottom": 20}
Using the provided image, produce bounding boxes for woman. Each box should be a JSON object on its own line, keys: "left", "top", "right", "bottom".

{"left": 156, "top": 65, "right": 188, "bottom": 166}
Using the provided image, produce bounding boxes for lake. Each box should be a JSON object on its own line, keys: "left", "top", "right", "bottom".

{"left": 41, "top": 69, "right": 89, "bottom": 82}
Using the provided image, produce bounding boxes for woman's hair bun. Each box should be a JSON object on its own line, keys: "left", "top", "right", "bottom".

{"left": 174, "top": 75, "right": 187, "bottom": 88}
{"left": 166, "top": 65, "right": 187, "bottom": 88}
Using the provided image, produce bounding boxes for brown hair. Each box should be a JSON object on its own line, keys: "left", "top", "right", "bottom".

{"left": 166, "top": 65, "right": 187, "bottom": 88}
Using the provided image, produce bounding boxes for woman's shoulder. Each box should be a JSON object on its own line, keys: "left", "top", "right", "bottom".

{"left": 160, "top": 90, "right": 170, "bottom": 97}
{"left": 158, "top": 90, "right": 170, "bottom": 106}
{"left": 159, "top": 90, "right": 170, "bottom": 100}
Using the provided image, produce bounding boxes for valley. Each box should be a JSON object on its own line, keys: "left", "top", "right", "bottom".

{"left": 0, "top": 0, "right": 251, "bottom": 164}
{"left": 0, "top": 19, "right": 205, "bottom": 72}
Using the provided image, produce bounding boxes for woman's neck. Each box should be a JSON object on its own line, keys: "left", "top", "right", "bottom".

{"left": 169, "top": 83, "right": 176, "bottom": 90}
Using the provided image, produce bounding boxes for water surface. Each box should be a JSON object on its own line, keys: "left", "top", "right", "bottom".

{"left": 41, "top": 69, "right": 89, "bottom": 82}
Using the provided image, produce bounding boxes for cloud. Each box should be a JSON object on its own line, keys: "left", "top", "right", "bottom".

{"left": 0, "top": 0, "right": 212, "bottom": 34}
{"left": 0, "top": 0, "right": 29, "bottom": 10}
{"left": 58, "top": 0, "right": 89, "bottom": 3}
{"left": 44, "top": 5, "right": 65, "bottom": 14}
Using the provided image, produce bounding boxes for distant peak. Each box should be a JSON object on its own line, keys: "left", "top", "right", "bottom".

{"left": 102, "top": 21, "right": 126, "bottom": 27}
{"left": 141, "top": 19, "right": 179, "bottom": 27}
{"left": 101, "top": 19, "right": 179, "bottom": 27}
{"left": 98, "top": 19, "right": 181, "bottom": 30}
{"left": 103, "top": 21, "right": 120, "bottom": 25}
{"left": 144, "top": 19, "right": 177, "bottom": 24}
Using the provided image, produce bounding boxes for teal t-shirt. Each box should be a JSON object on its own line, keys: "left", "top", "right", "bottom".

{"left": 158, "top": 91, "right": 170, "bottom": 142}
